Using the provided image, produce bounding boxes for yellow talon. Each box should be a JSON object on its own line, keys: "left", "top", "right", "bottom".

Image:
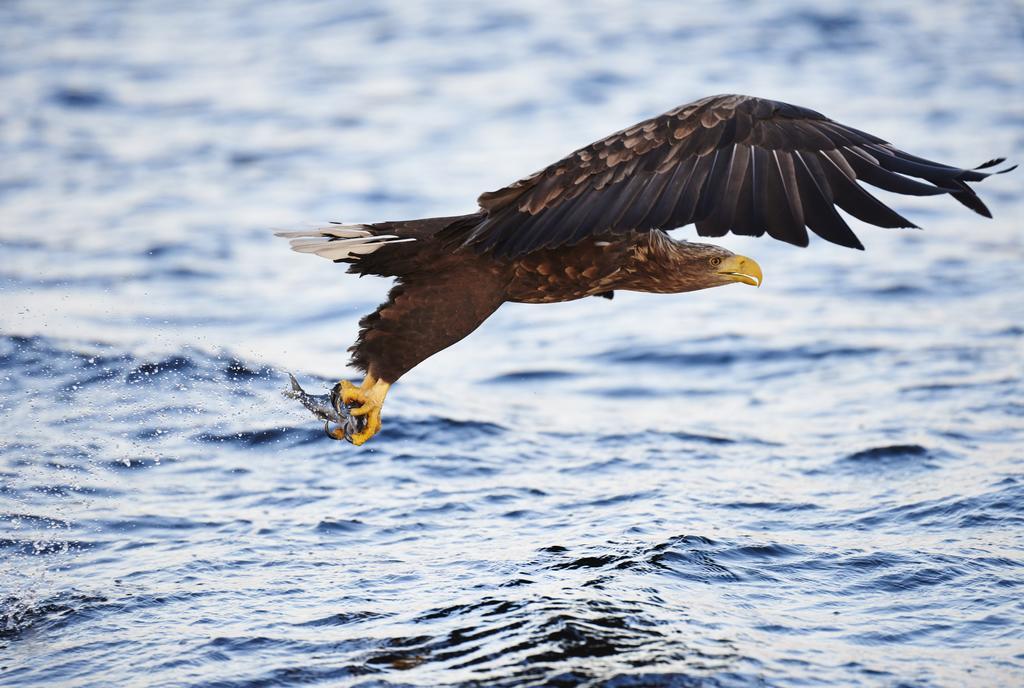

{"left": 324, "top": 421, "right": 347, "bottom": 441}
{"left": 337, "top": 376, "right": 390, "bottom": 445}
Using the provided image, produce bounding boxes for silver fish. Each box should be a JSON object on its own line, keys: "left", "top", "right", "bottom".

{"left": 283, "top": 373, "right": 365, "bottom": 442}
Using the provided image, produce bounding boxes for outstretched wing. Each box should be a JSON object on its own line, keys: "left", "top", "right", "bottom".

{"left": 461, "top": 94, "right": 1012, "bottom": 258}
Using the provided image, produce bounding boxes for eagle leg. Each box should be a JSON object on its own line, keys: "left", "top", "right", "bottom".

{"left": 329, "top": 376, "right": 391, "bottom": 445}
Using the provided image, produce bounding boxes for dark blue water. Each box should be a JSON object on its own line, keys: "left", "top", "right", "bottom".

{"left": 2, "top": 1, "right": 1023, "bottom": 685}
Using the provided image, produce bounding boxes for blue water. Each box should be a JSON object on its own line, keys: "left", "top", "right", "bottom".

{"left": 2, "top": 1, "right": 1023, "bottom": 685}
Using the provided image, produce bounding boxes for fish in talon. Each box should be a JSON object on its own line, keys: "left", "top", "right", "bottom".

{"left": 284, "top": 373, "right": 365, "bottom": 442}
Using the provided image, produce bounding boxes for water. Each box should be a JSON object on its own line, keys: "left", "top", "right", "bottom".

{"left": 1, "top": 1, "right": 1023, "bottom": 685}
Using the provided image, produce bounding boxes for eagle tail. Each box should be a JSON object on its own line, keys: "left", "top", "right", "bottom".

{"left": 274, "top": 223, "right": 416, "bottom": 262}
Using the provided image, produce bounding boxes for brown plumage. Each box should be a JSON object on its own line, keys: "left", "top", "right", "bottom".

{"left": 279, "top": 93, "right": 1012, "bottom": 445}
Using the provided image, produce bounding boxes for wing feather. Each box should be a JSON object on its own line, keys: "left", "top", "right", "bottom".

{"left": 696, "top": 144, "right": 750, "bottom": 236}
{"left": 762, "top": 149, "right": 808, "bottom": 247}
{"left": 794, "top": 151, "right": 863, "bottom": 249}
{"left": 736, "top": 145, "right": 770, "bottom": 238}
{"left": 820, "top": 152, "right": 917, "bottom": 229}
{"left": 773, "top": 150, "right": 805, "bottom": 229}
{"left": 456, "top": 94, "right": 1008, "bottom": 256}
{"left": 667, "top": 152, "right": 715, "bottom": 230}
{"left": 694, "top": 148, "right": 732, "bottom": 225}
{"left": 637, "top": 160, "right": 696, "bottom": 229}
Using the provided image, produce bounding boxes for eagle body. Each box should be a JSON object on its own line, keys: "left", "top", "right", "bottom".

{"left": 278, "top": 94, "right": 1011, "bottom": 444}
{"left": 505, "top": 230, "right": 737, "bottom": 303}
{"left": 339, "top": 219, "right": 755, "bottom": 385}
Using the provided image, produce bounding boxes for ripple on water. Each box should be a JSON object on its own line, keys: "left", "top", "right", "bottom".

{"left": 382, "top": 417, "right": 508, "bottom": 443}
{"left": 315, "top": 518, "right": 369, "bottom": 534}
{"left": 596, "top": 344, "right": 885, "bottom": 367}
{"left": 482, "top": 369, "right": 580, "bottom": 384}
{"left": 0, "top": 592, "right": 110, "bottom": 640}
{"left": 196, "top": 426, "right": 322, "bottom": 447}
{"left": 837, "top": 443, "right": 944, "bottom": 472}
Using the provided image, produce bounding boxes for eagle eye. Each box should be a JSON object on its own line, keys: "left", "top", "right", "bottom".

{"left": 709, "top": 256, "right": 722, "bottom": 267}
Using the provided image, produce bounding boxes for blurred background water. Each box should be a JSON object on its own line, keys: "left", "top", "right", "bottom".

{"left": 1, "top": 0, "right": 1022, "bottom": 685}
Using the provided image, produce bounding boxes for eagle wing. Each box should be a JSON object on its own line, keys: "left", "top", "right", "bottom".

{"left": 462, "top": 94, "right": 1011, "bottom": 257}
{"left": 349, "top": 262, "right": 506, "bottom": 383}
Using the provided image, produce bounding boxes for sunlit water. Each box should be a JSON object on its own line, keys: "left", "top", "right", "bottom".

{"left": 2, "top": 1, "right": 1023, "bottom": 685}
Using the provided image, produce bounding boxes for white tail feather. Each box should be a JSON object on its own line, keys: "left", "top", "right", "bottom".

{"left": 274, "top": 224, "right": 415, "bottom": 261}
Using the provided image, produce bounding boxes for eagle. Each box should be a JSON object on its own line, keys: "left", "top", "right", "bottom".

{"left": 277, "top": 94, "right": 1011, "bottom": 445}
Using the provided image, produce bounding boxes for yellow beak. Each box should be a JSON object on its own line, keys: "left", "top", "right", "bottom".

{"left": 718, "top": 254, "right": 763, "bottom": 287}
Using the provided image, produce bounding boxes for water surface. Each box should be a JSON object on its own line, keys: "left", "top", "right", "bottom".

{"left": 2, "top": 1, "right": 1023, "bottom": 685}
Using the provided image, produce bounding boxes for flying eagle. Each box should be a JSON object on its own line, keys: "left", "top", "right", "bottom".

{"left": 278, "top": 94, "right": 1011, "bottom": 445}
